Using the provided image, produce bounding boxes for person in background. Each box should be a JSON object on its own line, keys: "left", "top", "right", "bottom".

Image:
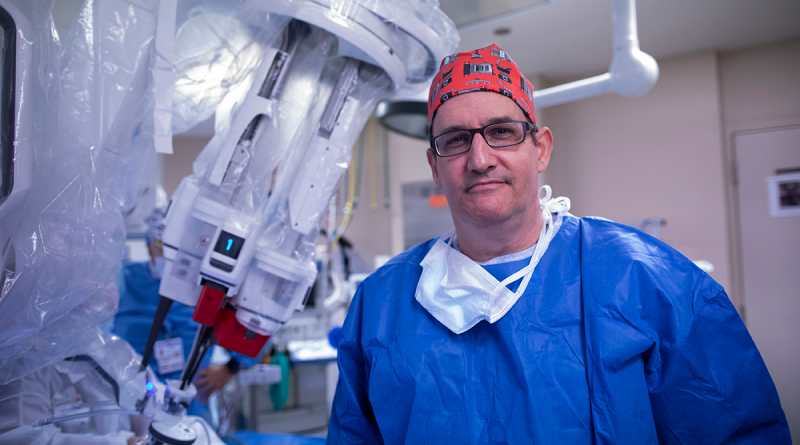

{"left": 114, "top": 207, "right": 256, "bottom": 410}
{"left": 327, "top": 44, "right": 790, "bottom": 444}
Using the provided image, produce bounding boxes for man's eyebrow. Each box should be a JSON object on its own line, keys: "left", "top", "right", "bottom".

{"left": 436, "top": 116, "right": 519, "bottom": 135}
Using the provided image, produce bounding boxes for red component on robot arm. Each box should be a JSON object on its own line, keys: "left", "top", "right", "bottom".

{"left": 193, "top": 284, "right": 227, "bottom": 326}
{"left": 214, "top": 307, "right": 270, "bottom": 358}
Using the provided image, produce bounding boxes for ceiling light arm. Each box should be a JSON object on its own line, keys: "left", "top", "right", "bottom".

{"left": 533, "top": 0, "right": 658, "bottom": 108}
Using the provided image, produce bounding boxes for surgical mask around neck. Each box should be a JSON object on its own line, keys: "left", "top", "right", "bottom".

{"left": 415, "top": 185, "right": 570, "bottom": 334}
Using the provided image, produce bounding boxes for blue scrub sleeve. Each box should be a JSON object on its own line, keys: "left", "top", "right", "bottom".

{"left": 648, "top": 291, "right": 791, "bottom": 444}
{"left": 580, "top": 219, "right": 790, "bottom": 443}
{"left": 327, "top": 284, "right": 383, "bottom": 444}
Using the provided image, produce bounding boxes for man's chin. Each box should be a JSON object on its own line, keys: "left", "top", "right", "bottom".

{"left": 461, "top": 204, "right": 515, "bottom": 228}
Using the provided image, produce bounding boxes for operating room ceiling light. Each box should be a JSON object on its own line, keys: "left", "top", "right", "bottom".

{"left": 375, "top": 100, "right": 429, "bottom": 140}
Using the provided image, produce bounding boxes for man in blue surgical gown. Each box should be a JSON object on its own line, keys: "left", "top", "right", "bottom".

{"left": 327, "top": 44, "right": 790, "bottom": 444}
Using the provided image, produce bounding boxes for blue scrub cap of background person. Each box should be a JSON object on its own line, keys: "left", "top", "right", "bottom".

{"left": 144, "top": 207, "right": 166, "bottom": 247}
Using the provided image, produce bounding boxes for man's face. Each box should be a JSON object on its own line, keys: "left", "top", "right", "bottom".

{"left": 427, "top": 91, "right": 552, "bottom": 230}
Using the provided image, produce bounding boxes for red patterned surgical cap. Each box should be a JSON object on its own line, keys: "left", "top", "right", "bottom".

{"left": 427, "top": 44, "right": 535, "bottom": 127}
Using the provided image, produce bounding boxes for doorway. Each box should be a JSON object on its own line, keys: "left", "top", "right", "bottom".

{"left": 734, "top": 125, "right": 800, "bottom": 438}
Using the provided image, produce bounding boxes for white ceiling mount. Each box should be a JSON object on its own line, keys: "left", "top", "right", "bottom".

{"left": 533, "top": 0, "right": 658, "bottom": 108}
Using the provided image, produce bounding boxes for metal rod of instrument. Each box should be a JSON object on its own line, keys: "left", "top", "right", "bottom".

{"left": 139, "top": 296, "right": 174, "bottom": 373}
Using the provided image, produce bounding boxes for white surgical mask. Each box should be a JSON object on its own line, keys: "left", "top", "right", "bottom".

{"left": 415, "top": 185, "right": 570, "bottom": 334}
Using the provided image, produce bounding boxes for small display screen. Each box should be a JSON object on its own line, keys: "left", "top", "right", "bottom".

{"left": 213, "top": 231, "right": 245, "bottom": 259}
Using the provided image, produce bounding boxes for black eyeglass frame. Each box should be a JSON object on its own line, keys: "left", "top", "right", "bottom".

{"left": 430, "top": 120, "right": 538, "bottom": 157}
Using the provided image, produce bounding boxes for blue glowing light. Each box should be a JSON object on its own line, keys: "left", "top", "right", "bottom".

{"left": 146, "top": 383, "right": 154, "bottom": 391}
{"left": 226, "top": 239, "right": 233, "bottom": 251}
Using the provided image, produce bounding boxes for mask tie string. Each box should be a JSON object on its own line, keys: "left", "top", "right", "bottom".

{"left": 493, "top": 185, "right": 570, "bottom": 295}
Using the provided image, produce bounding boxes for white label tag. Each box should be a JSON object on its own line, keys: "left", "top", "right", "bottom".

{"left": 154, "top": 337, "right": 184, "bottom": 375}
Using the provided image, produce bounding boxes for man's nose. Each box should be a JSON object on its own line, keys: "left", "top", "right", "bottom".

{"left": 466, "top": 133, "right": 495, "bottom": 172}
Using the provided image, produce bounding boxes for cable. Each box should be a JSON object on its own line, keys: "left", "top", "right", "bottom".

{"left": 64, "top": 355, "right": 121, "bottom": 405}
{"left": 189, "top": 418, "right": 212, "bottom": 444}
{"left": 330, "top": 130, "right": 365, "bottom": 248}
{"left": 368, "top": 118, "right": 378, "bottom": 210}
{"left": 382, "top": 122, "right": 391, "bottom": 208}
{"left": 32, "top": 408, "right": 140, "bottom": 428}
{"left": 354, "top": 128, "right": 365, "bottom": 207}
{"left": 330, "top": 145, "right": 356, "bottom": 248}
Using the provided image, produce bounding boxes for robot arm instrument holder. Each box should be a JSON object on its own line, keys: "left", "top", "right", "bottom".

{"left": 140, "top": 0, "right": 456, "bottom": 402}
{"left": 143, "top": 20, "right": 376, "bottom": 394}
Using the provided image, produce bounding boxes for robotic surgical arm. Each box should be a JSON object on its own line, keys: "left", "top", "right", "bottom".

{"left": 177, "top": 57, "right": 368, "bottom": 390}
{"left": 140, "top": 19, "right": 312, "bottom": 384}
{"left": 143, "top": 26, "right": 372, "bottom": 379}
{"left": 129, "top": 1, "right": 455, "bottom": 441}
{"left": 0, "top": 0, "right": 455, "bottom": 443}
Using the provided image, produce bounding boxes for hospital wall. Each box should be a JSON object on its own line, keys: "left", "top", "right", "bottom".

{"left": 543, "top": 37, "right": 800, "bottom": 311}
{"left": 544, "top": 50, "right": 731, "bottom": 295}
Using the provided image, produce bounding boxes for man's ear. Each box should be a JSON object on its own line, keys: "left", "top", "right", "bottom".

{"left": 535, "top": 127, "right": 553, "bottom": 173}
{"left": 427, "top": 148, "right": 442, "bottom": 187}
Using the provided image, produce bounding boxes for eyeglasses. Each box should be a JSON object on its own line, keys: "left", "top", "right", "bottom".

{"left": 431, "top": 120, "right": 538, "bottom": 157}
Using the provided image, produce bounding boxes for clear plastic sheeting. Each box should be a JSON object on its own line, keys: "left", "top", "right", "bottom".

{"left": 0, "top": 0, "right": 127, "bottom": 385}
{"left": 0, "top": 334, "right": 139, "bottom": 436}
{"left": 262, "top": 58, "right": 394, "bottom": 258}
{"left": 158, "top": 0, "right": 454, "bottom": 341}
{"left": 261, "top": 0, "right": 458, "bottom": 87}
{"left": 0, "top": 0, "right": 291, "bottom": 385}
{"left": 356, "top": 0, "right": 459, "bottom": 82}
{"left": 231, "top": 57, "right": 393, "bottom": 335}
{"left": 171, "top": 2, "right": 297, "bottom": 136}
{"left": 0, "top": 332, "right": 223, "bottom": 443}
{"left": 188, "top": 20, "right": 335, "bottom": 214}
{"left": 0, "top": 0, "right": 457, "bottom": 387}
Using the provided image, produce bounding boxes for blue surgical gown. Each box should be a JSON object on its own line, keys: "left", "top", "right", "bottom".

{"left": 328, "top": 216, "right": 790, "bottom": 444}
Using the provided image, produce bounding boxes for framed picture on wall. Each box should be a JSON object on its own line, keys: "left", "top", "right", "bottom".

{"left": 766, "top": 172, "right": 800, "bottom": 218}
